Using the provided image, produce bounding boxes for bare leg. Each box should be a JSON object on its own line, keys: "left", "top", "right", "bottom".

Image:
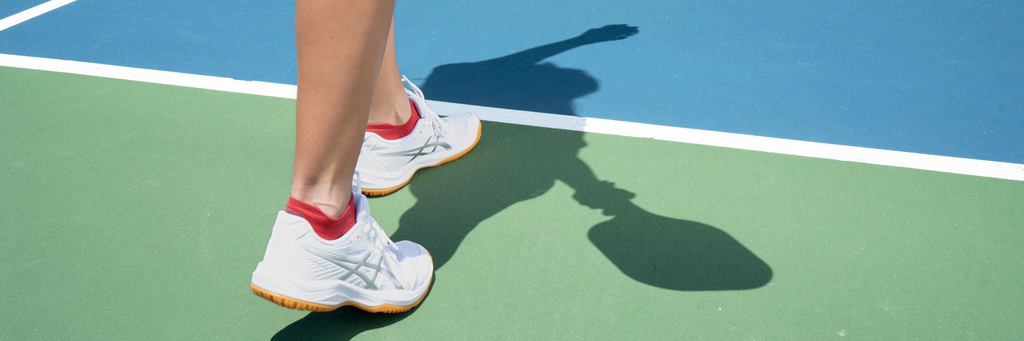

{"left": 290, "top": 0, "right": 396, "bottom": 217}
{"left": 251, "top": 1, "right": 434, "bottom": 313}
{"left": 367, "top": 19, "right": 413, "bottom": 126}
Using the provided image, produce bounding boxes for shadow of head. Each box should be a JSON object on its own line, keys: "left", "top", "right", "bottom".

{"left": 422, "top": 61, "right": 597, "bottom": 116}
{"left": 419, "top": 24, "right": 638, "bottom": 116}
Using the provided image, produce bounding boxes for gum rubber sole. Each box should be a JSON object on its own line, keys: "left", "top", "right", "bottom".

{"left": 250, "top": 281, "right": 432, "bottom": 313}
{"left": 362, "top": 122, "right": 482, "bottom": 197}
{"left": 251, "top": 252, "right": 436, "bottom": 313}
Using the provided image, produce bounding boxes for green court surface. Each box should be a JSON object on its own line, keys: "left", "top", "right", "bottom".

{"left": 2, "top": 66, "right": 1023, "bottom": 340}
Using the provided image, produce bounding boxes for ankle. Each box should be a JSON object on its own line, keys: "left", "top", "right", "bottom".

{"left": 289, "top": 184, "right": 351, "bottom": 218}
{"left": 286, "top": 194, "right": 357, "bottom": 240}
{"left": 366, "top": 98, "right": 420, "bottom": 140}
{"left": 367, "top": 97, "right": 412, "bottom": 126}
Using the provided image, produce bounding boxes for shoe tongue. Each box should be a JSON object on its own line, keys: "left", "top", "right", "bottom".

{"left": 352, "top": 193, "right": 370, "bottom": 218}
{"left": 356, "top": 206, "right": 372, "bottom": 225}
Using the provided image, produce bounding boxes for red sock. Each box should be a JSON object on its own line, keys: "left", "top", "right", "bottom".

{"left": 286, "top": 195, "right": 357, "bottom": 240}
{"left": 366, "top": 98, "right": 421, "bottom": 140}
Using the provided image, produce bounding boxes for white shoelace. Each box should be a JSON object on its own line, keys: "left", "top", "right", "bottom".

{"left": 346, "top": 175, "right": 405, "bottom": 287}
{"left": 362, "top": 216, "right": 406, "bottom": 288}
{"left": 402, "top": 76, "right": 447, "bottom": 139}
{"left": 352, "top": 170, "right": 363, "bottom": 193}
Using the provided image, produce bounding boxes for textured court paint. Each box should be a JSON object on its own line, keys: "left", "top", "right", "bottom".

{"left": 3, "top": 67, "right": 1024, "bottom": 340}
{"left": 0, "top": 0, "right": 297, "bottom": 84}
{"left": 0, "top": 0, "right": 46, "bottom": 21}
{"left": 0, "top": 0, "right": 1021, "bottom": 163}
{"left": 0, "top": 0, "right": 77, "bottom": 32}
{"left": 0, "top": 66, "right": 302, "bottom": 340}
{"left": 395, "top": 0, "right": 1024, "bottom": 164}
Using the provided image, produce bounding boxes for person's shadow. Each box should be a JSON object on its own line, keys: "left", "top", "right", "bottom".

{"left": 273, "top": 25, "right": 772, "bottom": 340}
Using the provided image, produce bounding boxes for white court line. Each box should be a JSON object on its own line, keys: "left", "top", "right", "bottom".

{"left": 430, "top": 101, "right": 1024, "bottom": 182}
{"left": 2, "top": 53, "right": 1023, "bottom": 182}
{"left": 0, "top": 54, "right": 297, "bottom": 98}
{"left": 0, "top": 0, "right": 78, "bottom": 32}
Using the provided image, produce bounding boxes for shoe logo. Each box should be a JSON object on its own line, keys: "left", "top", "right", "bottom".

{"left": 302, "top": 245, "right": 403, "bottom": 290}
{"left": 377, "top": 139, "right": 452, "bottom": 164}
{"left": 285, "top": 209, "right": 304, "bottom": 218}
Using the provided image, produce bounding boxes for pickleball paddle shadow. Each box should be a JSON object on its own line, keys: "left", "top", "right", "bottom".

{"left": 591, "top": 214, "right": 773, "bottom": 291}
{"left": 577, "top": 183, "right": 773, "bottom": 291}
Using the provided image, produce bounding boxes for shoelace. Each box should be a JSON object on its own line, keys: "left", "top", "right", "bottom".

{"left": 362, "top": 216, "right": 407, "bottom": 289}
{"left": 342, "top": 219, "right": 404, "bottom": 290}
{"left": 352, "top": 170, "right": 363, "bottom": 194}
{"left": 402, "top": 76, "right": 447, "bottom": 139}
{"left": 349, "top": 173, "right": 405, "bottom": 287}
{"left": 351, "top": 171, "right": 394, "bottom": 248}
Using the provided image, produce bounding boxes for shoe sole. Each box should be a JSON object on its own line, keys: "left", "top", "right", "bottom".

{"left": 250, "top": 254, "right": 435, "bottom": 313}
{"left": 250, "top": 279, "right": 431, "bottom": 313}
{"left": 361, "top": 121, "right": 482, "bottom": 197}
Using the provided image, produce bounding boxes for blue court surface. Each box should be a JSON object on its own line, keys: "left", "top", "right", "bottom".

{"left": 1, "top": 0, "right": 44, "bottom": 19}
{"left": 1, "top": 0, "right": 1022, "bottom": 163}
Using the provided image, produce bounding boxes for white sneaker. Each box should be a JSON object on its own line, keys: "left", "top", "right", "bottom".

{"left": 356, "top": 76, "right": 482, "bottom": 196}
{"left": 250, "top": 191, "right": 434, "bottom": 313}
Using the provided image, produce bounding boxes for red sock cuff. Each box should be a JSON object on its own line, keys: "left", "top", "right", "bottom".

{"left": 286, "top": 195, "right": 357, "bottom": 240}
{"left": 366, "top": 98, "right": 421, "bottom": 140}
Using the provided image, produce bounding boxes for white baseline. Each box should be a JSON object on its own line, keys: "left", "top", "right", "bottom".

{"left": 2, "top": 53, "right": 1022, "bottom": 182}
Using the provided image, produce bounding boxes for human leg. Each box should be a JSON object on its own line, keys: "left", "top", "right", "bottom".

{"left": 367, "top": 19, "right": 412, "bottom": 126}
{"left": 251, "top": 0, "right": 433, "bottom": 313}
{"left": 290, "top": 0, "right": 395, "bottom": 216}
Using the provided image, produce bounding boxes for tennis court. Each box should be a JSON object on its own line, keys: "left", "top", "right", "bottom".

{"left": 2, "top": 1, "right": 1022, "bottom": 339}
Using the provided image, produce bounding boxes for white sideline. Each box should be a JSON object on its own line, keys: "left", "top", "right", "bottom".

{"left": 430, "top": 101, "right": 1024, "bottom": 181}
{"left": 2, "top": 53, "right": 1022, "bottom": 182}
{"left": 0, "top": 54, "right": 297, "bottom": 98}
{"left": 0, "top": 0, "right": 78, "bottom": 32}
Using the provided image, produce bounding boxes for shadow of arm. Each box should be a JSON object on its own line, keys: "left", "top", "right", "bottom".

{"left": 482, "top": 24, "right": 639, "bottom": 67}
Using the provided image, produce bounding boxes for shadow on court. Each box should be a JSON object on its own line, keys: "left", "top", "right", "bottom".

{"left": 274, "top": 25, "right": 771, "bottom": 340}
